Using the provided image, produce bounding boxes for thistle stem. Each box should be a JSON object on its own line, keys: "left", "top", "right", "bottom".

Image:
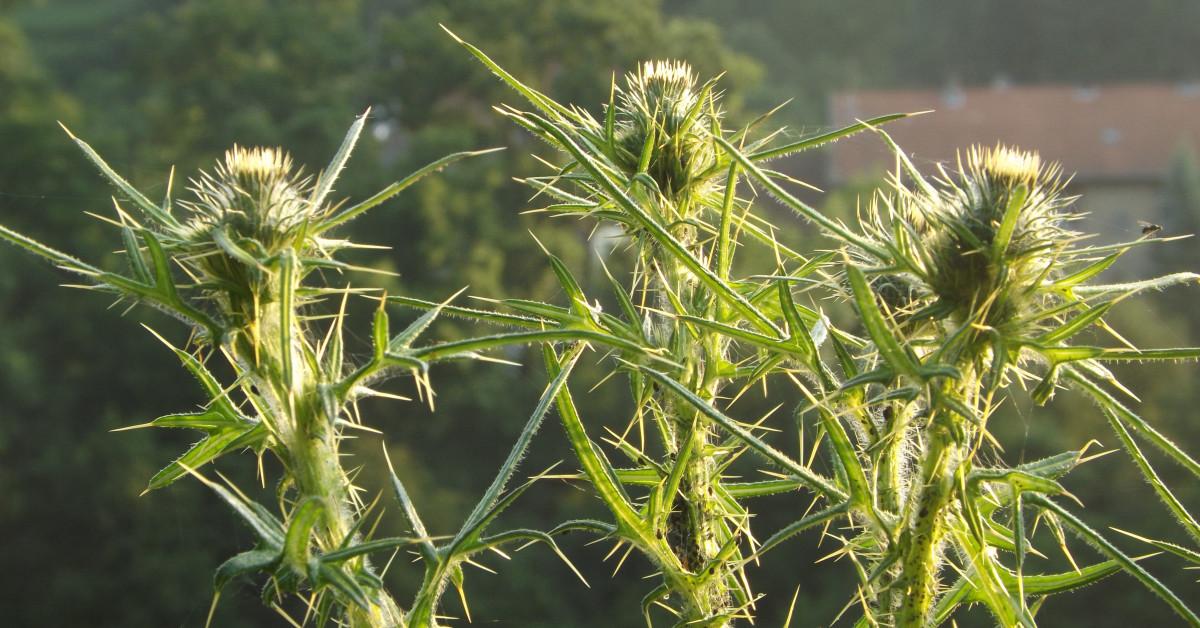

{"left": 232, "top": 270, "right": 404, "bottom": 628}
{"left": 888, "top": 375, "right": 977, "bottom": 628}
{"left": 650, "top": 224, "right": 735, "bottom": 625}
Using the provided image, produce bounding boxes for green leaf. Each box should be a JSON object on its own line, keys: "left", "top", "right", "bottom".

{"left": 314, "top": 562, "right": 371, "bottom": 611}
{"left": 372, "top": 296, "right": 390, "bottom": 363}
{"left": 717, "top": 136, "right": 888, "bottom": 259}
{"left": 1105, "top": 408, "right": 1200, "bottom": 542}
{"left": 1026, "top": 494, "right": 1200, "bottom": 626}
{"left": 455, "top": 344, "right": 582, "bottom": 540}
{"left": 213, "top": 548, "right": 279, "bottom": 591}
{"left": 818, "top": 405, "right": 873, "bottom": 513}
{"left": 446, "top": 25, "right": 577, "bottom": 123}
{"left": 752, "top": 501, "right": 850, "bottom": 558}
{"left": 120, "top": 224, "right": 152, "bottom": 284}
{"left": 724, "top": 479, "right": 807, "bottom": 499}
{"left": 134, "top": 407, "right": 247, "bottom": 433}
{"left": 1065, "top": 368, "right": 1200, "bottom": 478}
{"left": 310, "top": 109, "right": 368, "bottom": 211}
{"left": 319, "top": 148, "right": 504, "bottom": 232}
{"left": 1094, "top": 347, "right": 1200, "bottom": 362}
{"left": 0, "top": 223, "right": 102, "bottom": 275}
{"left": 188, "top": 468, "right": 284, "bottom": 548}
{"left": 991, "top": 184, "right": 1028, "bottom": 260}
{"left": 1050, "top": 251, "right": 1121, "bottom": 290}
{"left": 1037, "top": 302, "right": 1115, "bottom": 345}
{"left": 388, "top": 296, "right": 547, "bottom": 329}
{"left": 747, "top": 112, "right": 913, "bottom": 162}
{"left": 319, "top": 537, "right": 424, "bottom": 564}
{"left": 1112, "top": 529, "right": 1200, "bottom": 566}
{"left": 388, "top": 288, "right": 466, "bottom": 352}
{"left": 717, "top": 162, "right": 739, "bottom": 280}
{"left": 967, "top": 467, "right": 1065, "bottom": 497}
{"left": 61, "top": 124, "right": 178, "bottom": 228}
{"left": 382, "top": 445, "right": 437, "bottom": 564}
{"left": 541, "top": 249, "right": 590, "bottom": 318}
{"left": 0, "top": 224, "right": 221, "bottom": 337}
{"left": 147, "top": 423, "right": 265, "bottom": 490}
{"left": 1071, "top": 272, "right": 1200, "bottom": 298}
{"left": 846, "top": 264, "right": 920, "bottom": 378}
{"left": 1034, "top": 345, "right": 1103, "bottom": 364}
{"left": 599, "top": 259, "right": 643, "bottom": 338}
{"left": 410, "top": 328, "right": 665, "bottom": 365}
{"left": 678, "top": 315, "right": 808, "bottom": 358}
{"left": 284, "top": 498, "right": 325, "bottom": 576}
{"left": 545, "top": 346, "right": 646, "bottom": 542}
{"left": 277, "top": 251, "right": 297, "bottom": 389}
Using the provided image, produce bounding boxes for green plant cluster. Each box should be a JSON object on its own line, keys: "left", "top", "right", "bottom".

{"left": 4, "top": 27, "right": 1200, "bottom": 628}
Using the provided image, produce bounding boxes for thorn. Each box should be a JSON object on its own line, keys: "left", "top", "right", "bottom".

{"left": 439, "top": 23, "right": 463, "bottom": 43}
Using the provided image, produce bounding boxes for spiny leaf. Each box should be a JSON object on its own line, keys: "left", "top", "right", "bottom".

{"left": 1105, "top": 408, "right": 1200, "bottom": 542}
{"left": 457, "top": 345, "right": 582, "bottom": 537}
{"left": 319, "top": 148, "right": 504, "bottom": 232}
{"left": 1026, "top": 494, "right": 1200, "bottom": 626}
{"left": 147, "top": 423, "right": 266, "bottom": 490}
{"left": 310, "top": 109, "right": 368, "bottom": 212}
{"left": 284, "top": 498, "right": 325, "bottom": 576}
{"left": 747, "top": 112, "right": 914, "bottom": 162}
{"left": 752, "top": 501, "right": 850, "bottom": 559}
{"left": 845, "top": 264, "right": 920, "bottom": 378}
{"left": 1066, "top": 368, "right": 1200, "bottom": 478}
{"left": 387, "top": 287, "right": 467, "bottom": 351}
{"left": 1111, "top": 528, "right": 1200, "bottom": 566}
{"left": 382, "top": 445, "right": 437, "bottom": 564}
{"left": 314, "top": 563, "right": 372, "bottom": 611}
{"left": 214, "top": 548, "right": 279, "bottom": 591}
{"left": 184, "top": 466, "right": 284, "bottom": 548}
{"left": 319, "top": 537, "right": 425, "bottom": 564}
{"left": 545, "top": 345, "right": 646, "bottom": 541}
{"left": 717, "top": 136, "right": 888, "bottom": 259}
{"left": 60, "top": 123, "right": 178, "bottom": 228}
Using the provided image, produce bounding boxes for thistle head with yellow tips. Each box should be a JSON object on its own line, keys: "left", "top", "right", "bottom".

{"left": 862, "top": 144, "right": 1076, "bottom": 339}
{"left": 178, "top": 145, "right": 315, "bottom": 252}
{"left": 0, "top": 111, "right": 492, "bottom": 344}
{"left": 920, "top": 144, "right": 1074, "bottom": 330}
{"left": 612, "top": 60, "right": 723, "bottom": 204}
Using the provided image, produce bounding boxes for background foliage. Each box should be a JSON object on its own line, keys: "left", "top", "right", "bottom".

{"left": 1, "top": 1, "right": 1198, "bottom": 626}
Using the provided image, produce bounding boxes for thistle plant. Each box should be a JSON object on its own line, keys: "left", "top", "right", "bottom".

{"left": 722, "top": 139, "right": 1200, "bottom": 626}
{"left": 430, "top": 31, "right": 1200, "bottom": 626}
{"left": 426, "top": 31, "right": 910, "bottom": 626}
{"left": 0, "top": 114, "right": 592, "bottom": 627}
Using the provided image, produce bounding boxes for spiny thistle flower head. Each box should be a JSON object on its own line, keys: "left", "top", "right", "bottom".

{"left": 880, "top": 145, "right": 1076, "bottom": 332}
{"left": 612, "top": 60, "right": 721, "bottom": 200}
{"left": 178, "top": 145, "right": 316, "bottom": 252}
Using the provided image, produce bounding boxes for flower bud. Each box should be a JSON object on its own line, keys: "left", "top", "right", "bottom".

{"left": 613, "top": 60, "right": 720, "bottom": 201}
{"left": 179, "top": 145, "right": 314, "bottom": 254}
{"left": 921, "top": 144, "right": 1073, "bottom": 328}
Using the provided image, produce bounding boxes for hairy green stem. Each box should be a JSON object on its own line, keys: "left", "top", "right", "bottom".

{"left": 649, "top": 220, "right": 736, "bottom": 625}
{"left": 231, "top": 268, "right": 404, "bottom": 628}
{"left": 894, "top": 413, "right": 961, "bottom": 627}
{"left": 881, "top": 372, "right": 978, "bottom": 628}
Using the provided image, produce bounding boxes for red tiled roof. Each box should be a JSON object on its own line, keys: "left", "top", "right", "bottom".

{"left": 828, "top": 83, "right": 1200, "bottom": 183}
